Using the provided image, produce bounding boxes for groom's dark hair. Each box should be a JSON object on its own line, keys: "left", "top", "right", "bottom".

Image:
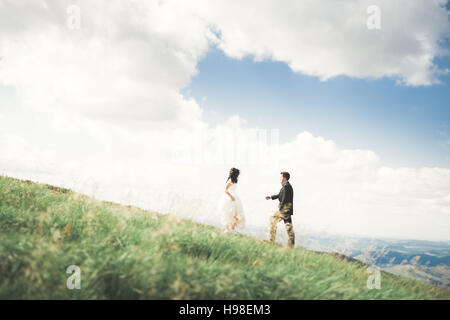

{"left": 280, "top": 171, "right": 290, "bottom": 180}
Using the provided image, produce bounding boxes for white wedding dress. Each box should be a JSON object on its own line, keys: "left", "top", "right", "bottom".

{"left": 218, "top": 182, "right": 246, "bottom": 231}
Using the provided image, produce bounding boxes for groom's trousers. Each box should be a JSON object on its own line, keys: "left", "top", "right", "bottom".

{"left": 269, "top": 211, "right": 295, "bottom": 248}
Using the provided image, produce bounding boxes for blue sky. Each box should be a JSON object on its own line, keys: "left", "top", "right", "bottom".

{"left": 1, "top": 1, "right": 449, "bottom": 241}
{"left": 183, "top": 46, "right": 450, "bottom": 169}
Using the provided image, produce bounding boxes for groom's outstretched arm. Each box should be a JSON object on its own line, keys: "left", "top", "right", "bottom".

{"left": 265, "top": 193, "right": 279, "bottom": 200}
{"left": 270, "top": 193, "right": 280, "bottom": 200}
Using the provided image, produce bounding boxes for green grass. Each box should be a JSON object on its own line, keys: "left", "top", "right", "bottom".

{"left": 0, "top": 175, "right": 448, "bottom": 300}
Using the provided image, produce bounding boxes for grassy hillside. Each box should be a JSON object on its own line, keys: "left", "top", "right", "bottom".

{"left": 0, "top": 175, "right": 448, "bottom": 299}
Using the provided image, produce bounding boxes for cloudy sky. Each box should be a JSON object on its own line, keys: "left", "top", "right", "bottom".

{"left": 1, "top": 0, "right": 449, "bottom": 241}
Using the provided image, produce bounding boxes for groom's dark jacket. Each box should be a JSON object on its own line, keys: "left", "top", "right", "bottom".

{"left": 271, "top": 181, "right": 294, "bottom": 215}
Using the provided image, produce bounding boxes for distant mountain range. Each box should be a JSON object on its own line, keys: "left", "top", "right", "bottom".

{"left": 241, "top": 225, "right": 450, "bottom": 289}
{"left": 307, "top": 236, "right": 450, "bottom": 289}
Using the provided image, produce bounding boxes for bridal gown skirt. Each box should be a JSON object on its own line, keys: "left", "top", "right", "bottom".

{"left": 218, "top": 193, "right": 246, "bottom": 229}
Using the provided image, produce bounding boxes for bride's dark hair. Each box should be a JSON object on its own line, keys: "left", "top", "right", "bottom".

{"left": 227, "top": 167, "right": 240, "bottom": 183}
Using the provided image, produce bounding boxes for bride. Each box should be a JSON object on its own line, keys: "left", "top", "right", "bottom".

{"left": 218, "top": 167, "right": 246, "bottom": 233}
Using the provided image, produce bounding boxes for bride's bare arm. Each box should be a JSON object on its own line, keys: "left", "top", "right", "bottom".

{"left": 225, "top": 182, "right": 235, "bottom": 201}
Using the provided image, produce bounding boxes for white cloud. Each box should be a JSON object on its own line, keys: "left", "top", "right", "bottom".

{"left": 0, "top": 0, "right": 449, "bottom": 241}
{"left": 190, "top": 0, "right": 450, "bottom": 86}
{"left": 0, "top": 0, "right": 213, "bottom": 129}
{"left": 276, "top": 132, "right": 450, "bottom": 240}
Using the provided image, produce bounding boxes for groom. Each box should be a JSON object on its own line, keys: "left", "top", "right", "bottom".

{"left": 265, "top": 171, "right": 295, "bottom": 248}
